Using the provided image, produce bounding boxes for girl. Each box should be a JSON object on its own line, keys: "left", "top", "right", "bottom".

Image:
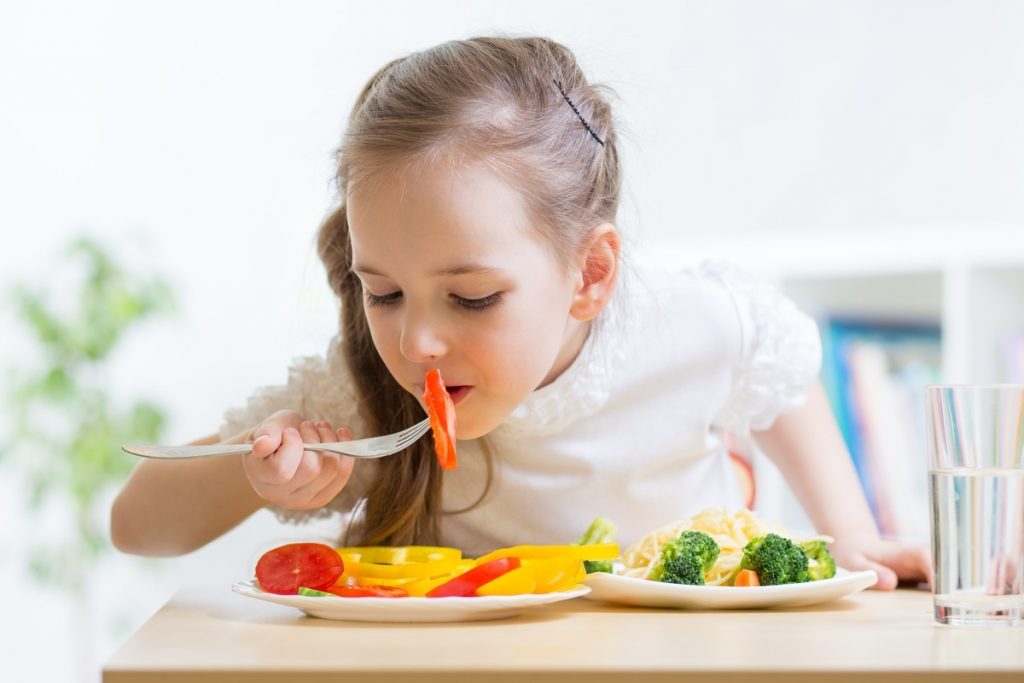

{"left": 111, "top": 35, "right": 930, "bottom": 589}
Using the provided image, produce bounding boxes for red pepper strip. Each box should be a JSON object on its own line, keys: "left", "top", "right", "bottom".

{"left": 423, "top": 368, "right": 457, "bottom": 470}
{"left": 325, "top": 584, "right": 409, "bottom": 598}
{"left": 426, "top": 557, "right": 521, "bottom": 597}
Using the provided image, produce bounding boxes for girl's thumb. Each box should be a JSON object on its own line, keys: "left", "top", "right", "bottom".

{"left": 251, "top": 432, "right": 278, "bottom": 458}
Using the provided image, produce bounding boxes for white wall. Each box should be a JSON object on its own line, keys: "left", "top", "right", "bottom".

{"left": 1, "top": 1, "right": 1022, "bottom": 680}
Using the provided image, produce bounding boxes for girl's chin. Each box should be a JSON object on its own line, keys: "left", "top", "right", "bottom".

{"left": 451, "top": 419, "right": 490, "bottom": 441}
{"left": 450, "top": 410, "right": 506, "bottom": 441}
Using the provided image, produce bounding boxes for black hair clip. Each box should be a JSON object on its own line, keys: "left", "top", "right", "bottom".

{"left": 554, "top": 79, "right": 605, "bottom": 146}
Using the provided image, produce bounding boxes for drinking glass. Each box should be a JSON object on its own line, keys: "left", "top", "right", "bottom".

{"left": 926, "top": 384, "right": 1024, "bottom": 626}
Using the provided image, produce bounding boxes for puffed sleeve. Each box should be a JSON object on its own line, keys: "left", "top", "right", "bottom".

{"left": 702, "top": 262, "right": 823, "bottom": 435}
{"left": 217, "top": 334, "right": 376, "bottom": 524}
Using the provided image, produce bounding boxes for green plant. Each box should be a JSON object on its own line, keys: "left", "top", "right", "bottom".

{"left": 1, "top": 235, "right": 176, "bottom": 593}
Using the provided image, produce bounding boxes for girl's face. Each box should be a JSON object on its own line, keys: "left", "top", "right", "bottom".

{"left": 346, "top": 159, "right": 591, "bottom": 439}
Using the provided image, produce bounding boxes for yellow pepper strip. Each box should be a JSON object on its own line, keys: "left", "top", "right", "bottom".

{"left": 337, "top": 546, "right": 462, "bottom": 564}
{"left": 522, "top": 557, "right": 585, "bottom": 594}
{"left": 342, "top": 558, "right": 460, "bottom": 580}
{"left": 476, "top": 565, "right": 537, "bottom": 596}
{"left": 336, "top": 546, "right": 463, "bottom": 580}
{"left": 474, "top": 543, "right": 619, "bottom": 566}
{"left": 340, "top": 574, "right": 419, "bottom": 588}
{"left": 403, "top": 561, "right": 476, "bottom": 597}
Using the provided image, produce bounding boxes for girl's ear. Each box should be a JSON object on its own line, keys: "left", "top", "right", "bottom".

{"left": 570, "top": 223, "right": 621, "bottom": 321}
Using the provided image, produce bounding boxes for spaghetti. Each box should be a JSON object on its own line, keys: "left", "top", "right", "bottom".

{"left": 621, "top": 508, "right": 832, "bottom": 586}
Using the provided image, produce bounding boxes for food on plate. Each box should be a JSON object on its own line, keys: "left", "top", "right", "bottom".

{"left": 647, "top": 530, "right": 720, "bottom": 585}
{"left": 573, "top": 515, "right": 618, "bottom": 574}
{"left": 422, "top": 368, "right": 457, "bottom": 469}
{"left": 251, "top": 540, "right": 619, "bottom": 598}
{"left": 426, "top": 557, "right": 522, "bottom": 597}
{"left": 799, "top": 539, "right": 838, "bottom": 581}
{"left": 620, "top": 508, "right": 837, "bottom": 587}
{"left": 733, "top": 568, "right": 760, "bottom": 587}
{"left": 254, "top": 542, "right": 345, "bottom": 595}
{"left": 325, "top": 584, "right": 411, "bottom": 598}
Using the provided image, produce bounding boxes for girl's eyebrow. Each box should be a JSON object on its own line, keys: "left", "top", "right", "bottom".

{"left": 352, "top": 263, "right": 504, "bottom": 277}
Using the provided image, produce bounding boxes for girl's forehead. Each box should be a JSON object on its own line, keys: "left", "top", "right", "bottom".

{"left": 348, "top": 159, "right": 537, "bottom": 245}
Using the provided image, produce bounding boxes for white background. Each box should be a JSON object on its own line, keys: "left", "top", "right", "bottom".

{"left": 2, "top": 1, "right": 1022, "bottom": 680}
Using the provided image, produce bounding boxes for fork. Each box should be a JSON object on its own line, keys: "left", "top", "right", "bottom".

{"left": 122, "top": 418, "right": 432, "bottom": 460}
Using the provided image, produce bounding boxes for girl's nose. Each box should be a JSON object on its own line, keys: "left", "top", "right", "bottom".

{"left": 399, "top": 313, "right": 449, "bottom": 363}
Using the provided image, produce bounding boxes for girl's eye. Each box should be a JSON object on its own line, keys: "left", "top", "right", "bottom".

{"left": 364, "top": 290, "right": 503, "bottom": 311}
{"left": 364, "top": 291, "right": 402, "bottom": 307}
{"left": 451, "top": 292, "right": 503, "bottom": 311}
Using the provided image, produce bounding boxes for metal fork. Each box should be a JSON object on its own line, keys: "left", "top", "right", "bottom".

{"left": 122, "top": 418, "right": 432, "bottom": 460}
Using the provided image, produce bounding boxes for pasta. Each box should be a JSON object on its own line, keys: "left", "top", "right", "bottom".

{"left": 621, "top": 508, "right": 832, "bottom": 586}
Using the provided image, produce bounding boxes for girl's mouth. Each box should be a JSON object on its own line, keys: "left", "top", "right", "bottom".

{"left": 446, "top": 385, "right": 472, "bottom": 405}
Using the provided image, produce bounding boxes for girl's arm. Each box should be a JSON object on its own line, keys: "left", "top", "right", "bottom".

{"left": 111, "top": 413, "right": 356, "bottom": 558}
{"left": 110, "top": 428, "right": 267, "bottom": 558}
{"left": 752, "top": 380, "right": 931, "bottom": 589}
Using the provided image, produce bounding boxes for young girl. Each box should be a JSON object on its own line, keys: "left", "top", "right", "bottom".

{"left": 111, "top": 35, "right": 929, "bottom": 590}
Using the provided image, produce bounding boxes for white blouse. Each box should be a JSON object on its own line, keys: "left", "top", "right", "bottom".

{"left": 218, "top": 261, "right": 822, "bottom": 556}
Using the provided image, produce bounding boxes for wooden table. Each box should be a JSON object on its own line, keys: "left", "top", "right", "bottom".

{"left": 103, "top": 584, "right": 1024, "bottom": 682}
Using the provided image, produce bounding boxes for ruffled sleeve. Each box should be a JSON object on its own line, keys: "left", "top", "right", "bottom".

{"left": 217, "top": 334, "right": 376, "bottom": 524}
{"left": 703, "top": 262, "right": 823, "bottom": 435}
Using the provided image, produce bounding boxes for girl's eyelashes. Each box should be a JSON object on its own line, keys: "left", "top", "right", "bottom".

{"left": 363, "top": 290, "right": 504, "bottom": 311}
{"left": 450, "top": 292, "right": 503, "bottom": 311}
{"left": 364, "top": 291, "right": 402, "bottom": 307}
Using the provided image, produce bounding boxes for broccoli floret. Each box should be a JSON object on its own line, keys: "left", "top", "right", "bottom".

{"left": 740, "top": 534, "right": 811, "bottom": 585}
{"left": 648, "top": 530, "right": 720, "bottom": 585}
{"left": 799, "top": 540, "right": 837, "bottom": 581}
{"left": 574, "top": 516, "right": 618, "bottom": 573}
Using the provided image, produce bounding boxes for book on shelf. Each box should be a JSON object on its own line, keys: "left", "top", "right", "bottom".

{"left": 820, "top": 317, "right": 941, "bottom": 542}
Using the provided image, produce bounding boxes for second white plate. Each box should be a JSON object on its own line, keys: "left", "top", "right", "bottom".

{"left": 582, "top": 569, "right": 877, "bottom": 609}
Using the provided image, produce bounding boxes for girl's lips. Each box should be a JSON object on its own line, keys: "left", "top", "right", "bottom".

{"left": 446, "top": 385, "right": 472, "bottom": 405}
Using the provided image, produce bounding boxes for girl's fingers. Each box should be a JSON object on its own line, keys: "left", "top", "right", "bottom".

{"left": 305, "top": 456, "right": 356, "bottom": 508}
{"left": 870, "top": 543, "right": 932, "bottom": 585}
{"left": 314, "top": 421, "right": 335, "bottom": 443}
{"left": 253, "top": 427, "right": 306, "bottom": 485}
{"left": 862, "top": 559, "right": 899, "bottom": 591}
{"left": 293, "top": 449, "right": 327, "bottom": 490}
{"left": 250, "top": 426, "right": 282, "bottom": 459}
{"left": 298, "top": 421, "right": 320, "bottom": 444}
{"left": 290, "top": 453, "right": 341, "bottom": 506}
{"left": 246, "top": 418, "right": 357, "bottom": 508}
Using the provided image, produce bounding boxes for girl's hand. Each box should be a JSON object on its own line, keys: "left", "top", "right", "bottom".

{"left": 828, "top": 533, "right": 932, "bottom": 590}
{"left": 243, "top": 410, "right": 356, "bottom": 510}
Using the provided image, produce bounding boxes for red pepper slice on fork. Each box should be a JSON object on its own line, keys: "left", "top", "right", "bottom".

{"left": 423, "top": 368, "right": 457, "bottom": 470}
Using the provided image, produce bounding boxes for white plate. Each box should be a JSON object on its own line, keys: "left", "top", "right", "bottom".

{"left": 231, "top": 580, "right": 591, "bottom": 622}
{"left": 582, "top": 569, "right": 878, "bottom": 609}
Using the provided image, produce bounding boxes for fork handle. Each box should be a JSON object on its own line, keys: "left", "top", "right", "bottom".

{"left": 121, "top": 442, "right": 346, "bottom": 460}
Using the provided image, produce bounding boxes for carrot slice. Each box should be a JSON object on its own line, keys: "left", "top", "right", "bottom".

{"left": 734, "top": 569, "right": 760, "bottom": 587}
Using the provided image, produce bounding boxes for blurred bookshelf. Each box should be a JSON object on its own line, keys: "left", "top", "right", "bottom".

{"left": 640, "top": 226, "right": 1024, "bottom": 541}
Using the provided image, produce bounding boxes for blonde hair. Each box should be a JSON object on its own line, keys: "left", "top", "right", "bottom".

{"left": 317, "top": 35, "right": 623, "bottom": 546}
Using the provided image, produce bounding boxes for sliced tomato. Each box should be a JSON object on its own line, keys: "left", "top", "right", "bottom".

{"left": 423, "top": 368, "right": 457, "bottom": 470}
{"left": 255, "top": 542, "right": 344, "bottom": 595}
{"left": 426, "top": 557, "right": 521, "bottom": 597}
{"left": 325, "top": 584, "right": 409, "bottom": 598}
